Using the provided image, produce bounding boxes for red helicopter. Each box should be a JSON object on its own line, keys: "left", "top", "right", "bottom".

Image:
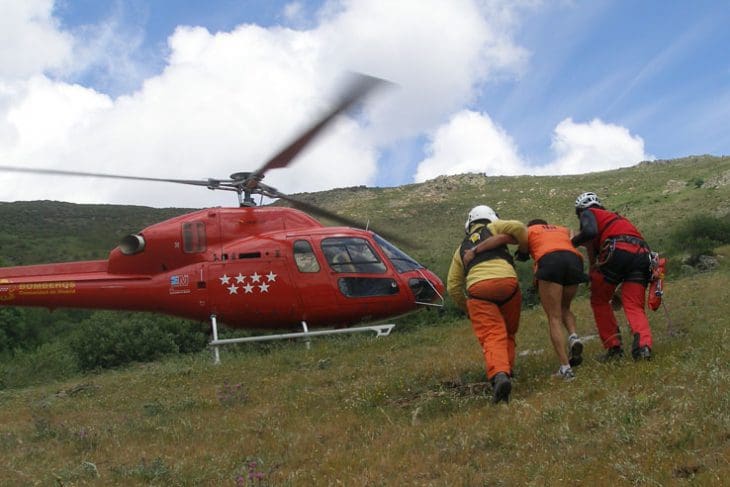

{"left": 0, "top": 74, "right": 445, "bottom": 351}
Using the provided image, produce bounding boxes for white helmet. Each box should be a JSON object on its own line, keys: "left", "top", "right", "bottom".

{"left": 575, "top": 192, "right": 602, "bottom": 210}
{"left": 465, "top": 205, "right": 499, "bottom": 233}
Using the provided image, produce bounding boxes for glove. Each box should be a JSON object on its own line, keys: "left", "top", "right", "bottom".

{"left": 514, "top": 250, "right": 530, "bottom": 262}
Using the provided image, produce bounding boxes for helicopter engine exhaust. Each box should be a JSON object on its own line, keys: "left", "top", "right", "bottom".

{"left": 119, "top": 234, "right": 146, "bottom": 255}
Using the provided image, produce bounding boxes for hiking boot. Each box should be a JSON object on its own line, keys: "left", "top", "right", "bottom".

{"left": 553, "top": 366, "right": 576, "bottom": 381}
{"left": 597, "top": 346, "right": 624, "bottom": 363}
{"left": 633, "top": 345, "right": 652, "bottom": 361}
{"left": 491, "top": 372, "right": 512, "bottom": 404}
{"left": 568, "top": 335, "right": 584, "bottom": 367}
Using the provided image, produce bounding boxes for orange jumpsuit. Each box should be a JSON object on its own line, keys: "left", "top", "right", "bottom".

{"left": 447, "top": 220, "right": 528, "bottom": 380}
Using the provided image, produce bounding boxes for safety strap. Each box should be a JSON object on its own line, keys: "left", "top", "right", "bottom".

{"left": 596, "top": 235, "right": 651, "bottom": 267}
{"left": 612, "top": 235, "right": 649, "bottom": 249}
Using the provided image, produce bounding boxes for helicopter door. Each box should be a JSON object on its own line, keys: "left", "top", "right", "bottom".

{"left": 207, "top": 242, "right": 301, "bottom": 328}
{"left": 290, "top": 239, "right": 337, "bottom": 323}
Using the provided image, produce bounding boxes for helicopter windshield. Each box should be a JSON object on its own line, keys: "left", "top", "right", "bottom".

{"left": 373, "top": 234, "right": 423, "bottom": 273}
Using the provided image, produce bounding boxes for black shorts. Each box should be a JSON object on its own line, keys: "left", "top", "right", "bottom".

{"left": 535, "top": 251, "right": 588, "bottom": 286}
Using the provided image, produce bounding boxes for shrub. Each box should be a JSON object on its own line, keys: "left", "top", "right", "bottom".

{"left": 0, "top": 308, "right": 32, "bottom": 353}
{"left": 669, "top": 214, "right": 730, "bottom": 259}
{"left": 69, "top": 312, "right": 207, "bottom": 371}
{"left": 687, "top": 176, "right": 704, "bottom": 188}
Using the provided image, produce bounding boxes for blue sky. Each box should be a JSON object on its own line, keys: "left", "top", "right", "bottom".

{"left": 1, "top": 0, "right": 728, "bottom": 207}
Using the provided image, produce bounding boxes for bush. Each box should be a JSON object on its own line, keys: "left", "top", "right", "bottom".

{"left": 669, "top": 214, "right": 730, "bottom": 259}
{"left": 0, "top": 308, "right": 33, "bottom": 353}
{"left": 69, "top": 312, "right": 208, "bottom": 371}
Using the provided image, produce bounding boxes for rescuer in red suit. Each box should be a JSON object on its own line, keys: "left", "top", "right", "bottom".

{"left": 571, "top": 192, "right": 653, "bottom": 361}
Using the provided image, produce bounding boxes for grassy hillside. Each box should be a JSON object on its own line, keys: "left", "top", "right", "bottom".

{"left": 0, "top": 202, "right": 189, "bottom": 266}
{"left": 1, "top": 155, "right": 729, "bottom": 484}
{"left": 290, "top": 155, "right": 730, "bottom": 279}
{"left": 0, "top": 257, "right": 728, "bottom": 485}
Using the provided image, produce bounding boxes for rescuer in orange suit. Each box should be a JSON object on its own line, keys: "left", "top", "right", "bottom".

{"left": 571, "top": 192, "right": 653, "bottom": 361}
{"left": 464, "top": 218, "right": 587, "bottom": 380}
{"left": 447, "top": 205, "right": 528, "bottom": 404}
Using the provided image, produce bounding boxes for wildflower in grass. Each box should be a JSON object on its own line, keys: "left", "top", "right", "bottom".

{"left": 234, "top": 457, "right": 269, "bottom": 485}
{"left": 216, "top": 381, "right": 247, "bottom": 407}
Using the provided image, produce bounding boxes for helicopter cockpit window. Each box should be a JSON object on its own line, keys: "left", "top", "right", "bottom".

{"left": 321, "top": 237, "right": 386, "bottom": 274}
{"left": 373, "top": 234, "right": 423, "bottom": 273}
{"left": 182, "top": 221, "right": 207, "bottom": 254}
{"left": 293, "top": 240, "right": 320, "bottom": 273}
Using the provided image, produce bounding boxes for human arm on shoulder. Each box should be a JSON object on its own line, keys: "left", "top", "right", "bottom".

{"left": 462, "top": 233, "right": 517, "bottom": 266}
{"left": 489, "top": 220, "right": 528, "bottom": 254}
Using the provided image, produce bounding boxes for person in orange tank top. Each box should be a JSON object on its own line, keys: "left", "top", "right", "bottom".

{"left": 464, "top": 219, "right": 587, "bottom": 380}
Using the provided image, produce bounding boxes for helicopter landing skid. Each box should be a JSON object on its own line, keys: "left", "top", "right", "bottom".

{"left": 208, "top": 315, "right": 394, "bottom": 364}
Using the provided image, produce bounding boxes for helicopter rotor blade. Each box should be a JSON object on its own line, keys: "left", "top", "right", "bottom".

{"left": 245, "top": 73, "right": 388, "bottom": 189}
{"left": 0, "top": 165, "right": 223, "bottom": 189}
{"left": 0, "top": 73, "right": 392, "bottom": 201}
{"left": 270, "top": 190, "right": 419, "bottom": 249}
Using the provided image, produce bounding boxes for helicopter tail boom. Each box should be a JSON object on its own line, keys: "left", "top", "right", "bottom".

{"left": 0, "top": 261, "right": 155, "bottom": 312}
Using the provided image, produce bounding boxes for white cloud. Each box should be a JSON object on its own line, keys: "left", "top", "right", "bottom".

{"left": 0, "top": 0, "right": 652, "bottom": 208}
{"left": 414, "top": 110, "right": 525, "bottom": 182}
{"left": 539, "top": 117, "right": 653, "bottom": 175}
{"left": 0, "top": 0, "right": 531, "bottom": 207}
{"left": 0, "top": 0, "right": 73, "bottom": 79}
{"left": 414, "top": 114, "right": 652, "bottom": 181}
{"left": 316, "top": 0, "right": 529, "bottom": 142}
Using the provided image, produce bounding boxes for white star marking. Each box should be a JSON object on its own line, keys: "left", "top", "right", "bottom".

{"left": 250, "top": 272, "right": 262, "bottom": 283}
{"left": 243, "top": 283, "right": 254, "bottom": 293}
{"left": 227, "top": 284, "right": 238, "bottom": 294}
{"left": 235, "top": 273, "right": 246, "bottom": 284}
{"left": 258, "top": 282, "right": 270, "bottom": 293}
{"left": 266, "top": 271, "right": 277, "bottom": 282}
{"left": 219, "top": 274, "right": 230, "bottom": 285}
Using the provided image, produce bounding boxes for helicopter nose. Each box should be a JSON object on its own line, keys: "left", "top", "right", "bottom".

{"left": 422, "top": 269, "right": 445, "bottom": 298}
{"left": 407, "top": 269, "right": 445, "bottom": 304}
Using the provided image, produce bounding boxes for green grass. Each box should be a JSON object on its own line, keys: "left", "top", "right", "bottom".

{"left": 0, "top": 266, "right": 728, "bottom": 485}
{"left": 1, "top": 156, "right": 729, "bottom": 484}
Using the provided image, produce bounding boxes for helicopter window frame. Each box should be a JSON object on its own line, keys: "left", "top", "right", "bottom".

{"left": 321, "top": 237, "right": 387, "bottom": 274}
{"left": 182, "top": 221, "right": 207, "bottom": 254}
{"left": 293, "top": 240, "right": 320, "bottom": 273}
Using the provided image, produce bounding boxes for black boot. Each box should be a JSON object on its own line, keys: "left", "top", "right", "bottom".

{"left": 631, "top": 333, "right": 652, "bottom": 360}
{"left": 634, "top": 345, "right": 652, "bottom": 361}
{"left": 491, "top": 372, "right": 512, "bottom": 404}
{"left": 597, "top": 346, "right": 624, "bottom": 362}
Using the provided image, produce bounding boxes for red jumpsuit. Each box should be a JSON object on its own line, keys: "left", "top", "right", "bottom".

{"left": 575, "top": 208, "right": 653, "bottom": 352}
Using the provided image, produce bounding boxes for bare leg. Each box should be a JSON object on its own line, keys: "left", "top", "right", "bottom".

{"left": 538, "top": 280, "right": 570, "bottom": 366}
{"left": 561, "top": 284, "right": 579, "bottom": 335}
